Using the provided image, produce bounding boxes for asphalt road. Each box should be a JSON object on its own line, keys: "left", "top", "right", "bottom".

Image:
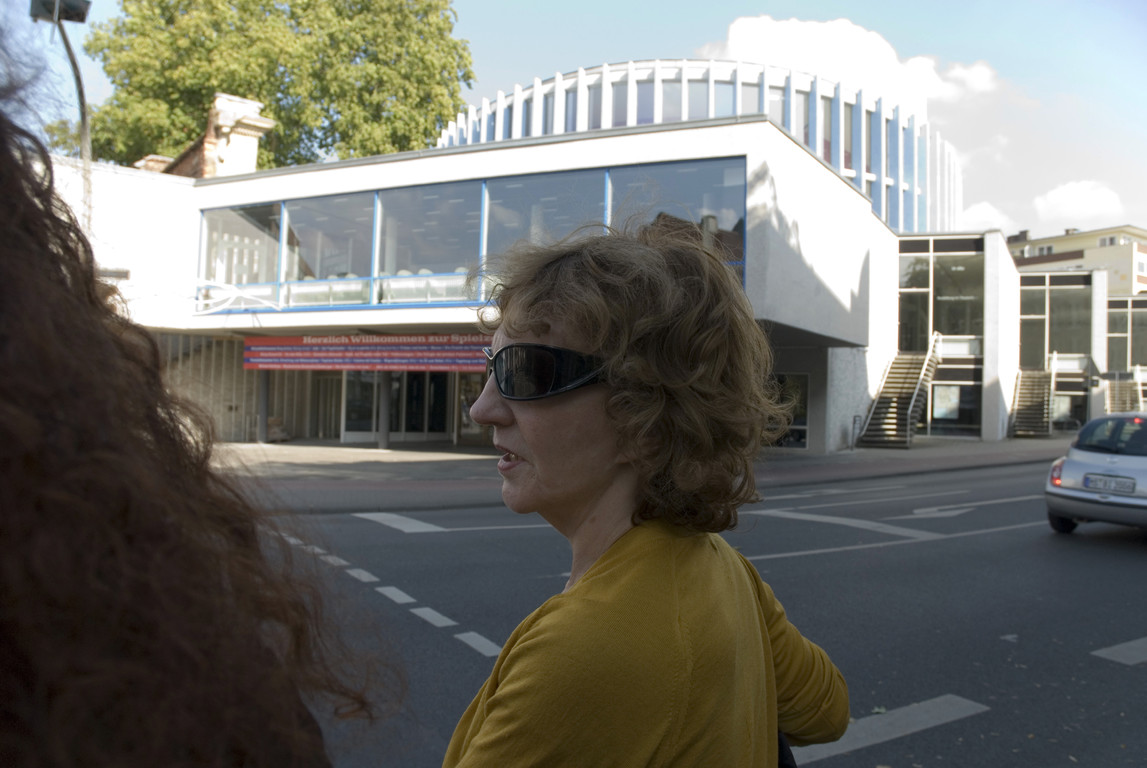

{"left": 289, "top": 462, "right": 1147, "bottom": 768}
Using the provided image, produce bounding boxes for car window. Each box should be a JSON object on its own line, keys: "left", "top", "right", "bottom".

{"left": 1075, "top": 417, "right": 1147, "bottom": 456}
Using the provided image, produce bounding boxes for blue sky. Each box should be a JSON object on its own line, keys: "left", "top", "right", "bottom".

{"left": 14, "top": 0, "right": 1147, "bottom": 238}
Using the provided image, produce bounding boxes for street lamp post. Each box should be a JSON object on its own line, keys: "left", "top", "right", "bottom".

{"left": 30, "top": 1, "right": 92, "bottom": 227}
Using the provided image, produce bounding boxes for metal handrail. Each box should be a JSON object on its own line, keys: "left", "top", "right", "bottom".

{"left": 905, "top": 332, "right": 943, "bottom": 445}
{"left": 1047, "top": 351, "right": 1058, "bottom": 436}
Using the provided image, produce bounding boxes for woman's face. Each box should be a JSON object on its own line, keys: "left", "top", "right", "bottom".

{"left": 469, "top": 321, "right": 640, "bottom": 536}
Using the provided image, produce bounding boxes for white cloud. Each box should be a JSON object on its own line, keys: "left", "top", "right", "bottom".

{"left": 961, "top": 201, "right": 1019, "bottom": 234}
{"left": 1033, "top": 180, "right": 1125, "bottom": 224}
{"left": 697, "top": 16, "right": 1000, "bottom": 121}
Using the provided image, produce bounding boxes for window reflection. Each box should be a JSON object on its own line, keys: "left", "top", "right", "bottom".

{"left": 932, "top": 254, "right": 984, "bottom": 336}
{"left": 486, "top": 170, "right": 605, "bottom": 256}
{"left": 203, "top": 204, "right": 280, "bottom": 306}
{"left": 377, "top": 181, "right": 481, "bottom": 276}
{"left": 611, "top": 158, "right": 746, "bottom": 267}
{"left": 284, "top": 193, "right": 373, "bottom": 282}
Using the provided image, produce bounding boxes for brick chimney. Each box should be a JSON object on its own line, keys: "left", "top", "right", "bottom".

{"left": 142, "top": 93, "right": 276, "bottom": 178}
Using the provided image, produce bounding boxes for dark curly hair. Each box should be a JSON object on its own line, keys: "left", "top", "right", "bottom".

{"left": 0, "top": 70, "right": 383, "bottom": 766}
{"left": 480, "top": 222, "right": 789, "bottom": 533}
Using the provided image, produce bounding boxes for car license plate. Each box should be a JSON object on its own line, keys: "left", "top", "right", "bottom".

{"left": 1083, "top": 474, "right": 1136, "bottom": 494}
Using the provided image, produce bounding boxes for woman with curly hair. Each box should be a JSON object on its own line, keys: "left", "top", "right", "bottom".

{"left": 443, "top": 224, "right": 849, "bottom": 767}
{"left": 0, "top": 66, "right": 381, "bottom": 767}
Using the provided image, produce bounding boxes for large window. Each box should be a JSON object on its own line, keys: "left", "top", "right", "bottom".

{"left": 203, "top": 204, "right": 280, "bottom": 286}
{"left": 487, "top": 170, "right": 605, "bottom": 256}
{"left": 793, "top": 91, "right": 809, "bottom": 146}
{"left": 662, "top": 80, "right": 682, "bottom": 122}
{"left": 377, "top": 181, "right": 482, "bottom": 276}
{"left": 611, "top": 81, "right": 628, "bottom": 127}
{"left": 767, "top": 86, "right": 784, "bottom": 125}
{"left": 843, "top": 103, "right": 854, "bottom": 170}
{"left": 200, "top": 158, "right": 748, "bottom": 310}
{"left": 284, "top": 193, "right": 373, "bottom": 281}
{"left": 1048, "top": 285, "right": 1091, "bottom": 355}
{"left": 689, "top": 81, "right": 708, "bottom": 120}
{"left": 932, "top": 254, "right": 984, "bottom": 336}
{"left": 636, "top": 80, "right": 655, "bottom": 125}
{"left": 821, "top": 97, "right": 832, "bottom": 162}
{"left": 610, "top": 158, "right": 746, "bottom": 276}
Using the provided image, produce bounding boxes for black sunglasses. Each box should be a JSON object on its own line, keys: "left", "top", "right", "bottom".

{"left": 483, "top": 344, "right": 604, "bottom": 401}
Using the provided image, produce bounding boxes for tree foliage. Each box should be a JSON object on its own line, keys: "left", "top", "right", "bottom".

{"left": 80, "top": 0, "right": 473, "bottom": 167}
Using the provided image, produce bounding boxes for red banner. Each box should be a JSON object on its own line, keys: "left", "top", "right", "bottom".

{"left": 243, "top": 333, "right": 490, "bottom": 372}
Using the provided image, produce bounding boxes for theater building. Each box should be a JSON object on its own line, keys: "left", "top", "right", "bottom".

{"left": 51, "top": 59, "right": 1122, "bottom": 453}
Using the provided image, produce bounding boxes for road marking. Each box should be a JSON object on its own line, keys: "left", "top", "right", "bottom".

{"left": 354, "top": 512, "right": 447, "bottom": 533}
{"left": 792, "top": 694, "right": 990, "bottom": 763}
{"left": 746, "top": 521, "right": 1046, "bottom": 561}
{"left": 320, "top": 555, "right": 350, "bottom": 566}
{"left": 346, "top": 568, "right": 379, "bottom": 583}
{"left": 280, "top": 534, "right": 305, "bottom": 546}
{"left": 376, "top": 586, "right": 417, "bottom": 604}
{"left": 1092, "top": 636, "right": 1147, "bottom": 666}
{"left": 410, "top": 607, "right": 458, "bottom": 628}
{"left": 749, "top": 490, "right": 967, "bottom": 514}
{"left": 300, "top": 544, "right": 326, "bottom": 555}
{"left": 455, "top": 631, "right": 503, "bottom": 657}
{"left": 448, "top": 523, "right": 552, "bottom": 532}
{"left": 889, "top": 494, "right": 1043, "bottom": 520}
{"left": 765, "top": 485, "right": 904, "bottom": 501}
{"left": 743, "top": 509, "right": 944, "bottom": 540}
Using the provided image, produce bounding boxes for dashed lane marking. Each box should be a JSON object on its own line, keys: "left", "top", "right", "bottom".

{"left": 320, "top": 555, "right": 350, "bottom": 566}
{"left": 410, "top": 607, "right": 458, "bottom": 628}
{"left": 353, "top": 512, "right": 447, "bottom": 533}
{"left": 1092, "top": 636, "right": 1147, "bottom": 666}
{"left": 455, "top": 631, "right": 503, "bottom": 657}
{"left": 345, "top": 568, "right": 379, "bottom": 583}
{"left": 792, "top": 694, "right": 990, "bottom": 763}
{"left": 743, "top": 509, "right": 944, "bottom": 540}
{"left": 376, "top": 586, "right": 417, "bottom": 604}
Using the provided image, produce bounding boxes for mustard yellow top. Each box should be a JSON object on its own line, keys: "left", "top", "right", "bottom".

{"left": 442, "top": 519, "right": 849, "bottom": 767}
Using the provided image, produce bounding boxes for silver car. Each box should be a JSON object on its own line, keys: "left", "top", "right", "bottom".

{"left": 1045, "top": 413, "right": 1147, "bottom": 533}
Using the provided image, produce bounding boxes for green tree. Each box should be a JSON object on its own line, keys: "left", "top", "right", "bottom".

{"left": 79, "top": 0, "right": 473, "bottom": 168}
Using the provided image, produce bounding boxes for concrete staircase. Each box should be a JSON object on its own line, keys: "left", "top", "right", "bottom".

{"left": 857, "top": 347, "right": 941, "bottom": 449}
{"left": 1012, "top": 370, "right": 1052, "bottom": 436}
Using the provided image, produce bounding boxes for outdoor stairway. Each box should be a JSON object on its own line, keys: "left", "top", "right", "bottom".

{"left": 1012, "top": 370, "right": 1051, "bottom": 436}
{"left": 1107, "top": 378, "right": 1144, "bottom": 413}
{"left": 857, "top": 351, "right": 941, "bottom": 448}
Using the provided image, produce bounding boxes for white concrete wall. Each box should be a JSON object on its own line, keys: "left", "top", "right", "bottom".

{"left": 1089, "top": 270, "right": 1109, "bottom": 419}
{"left": 982, "top": 231, "right": 1020, "bottom": 441}
{"left": 51, "top": 157, "right": 200, "bottom": 328}
{"left": 742, "top": 122, "right": 897, "bottom": 346}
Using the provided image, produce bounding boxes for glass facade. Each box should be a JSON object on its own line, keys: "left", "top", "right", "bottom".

{"left": 487, "top": 170, "right": 605, "bottom": 257}
{"left": 199, "top": 157, "right": 747, "bottom": 312}
{"left": 662, "top": 80, "right": 682, "bottom": 122}
{"left": 689, "top": 81, "right": 708, "bottom": 120}
{"left": 610, "top": 158, "right": 746, "bottom": 280}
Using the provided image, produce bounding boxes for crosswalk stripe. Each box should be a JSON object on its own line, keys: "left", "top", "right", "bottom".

{"left": 793, "top": 694, "right": 989, "bottom": 763}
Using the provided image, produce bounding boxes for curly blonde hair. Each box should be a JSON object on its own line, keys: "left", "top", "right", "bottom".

{"left": 480, "top": 223, "right": 789, "bottom": 532}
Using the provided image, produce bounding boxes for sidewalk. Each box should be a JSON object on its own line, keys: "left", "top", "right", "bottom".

{"left": 215, "top": 435, "right": 1070, "bottom": 511}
